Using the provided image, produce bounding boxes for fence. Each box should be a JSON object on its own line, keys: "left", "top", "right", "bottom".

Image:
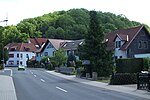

{"left": 137, "top": 73, "right": 150, "bottom": 91}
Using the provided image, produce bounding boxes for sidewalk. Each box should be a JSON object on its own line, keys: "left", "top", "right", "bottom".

{"left": 46, "top": 71, "right": 150, "bottom": 100}
{"left": 0, "top": 75, "right": 17, "bottom": 100}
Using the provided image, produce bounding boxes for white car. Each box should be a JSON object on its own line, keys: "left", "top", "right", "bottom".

{"left": 18, "top": 65, "right": 25, "bottom": 71}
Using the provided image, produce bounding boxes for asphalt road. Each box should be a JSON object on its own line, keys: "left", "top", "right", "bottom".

{"left": 8, "top": 68, "right": 149, "bottom": 100}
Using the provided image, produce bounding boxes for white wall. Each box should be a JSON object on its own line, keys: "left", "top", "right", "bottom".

{"left": 6, "top": 51, "right": 35, "bottom": 67}
{"left": 135, "top": 53, "right": 150, "bottom": 58}
{"left": 114, "top": 37, "right": 127, "bottom": 58}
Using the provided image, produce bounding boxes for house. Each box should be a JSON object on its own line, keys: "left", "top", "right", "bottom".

{"left": 36, "top": 39, "right": 84, "bottom": 62}
{"left": 5, "top": 43, "right": 37, "bottom": 67}
{"left": 36, "top": 39, "right": 72, "bottom": 62}
{"left": 105, "top": 25, "right": 150, "bottom": 59}
{"left": 61, "top": 39, "right": 84, "bottom": 60}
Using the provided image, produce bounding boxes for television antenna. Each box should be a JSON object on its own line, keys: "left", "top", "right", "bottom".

{"left": 0, "top": 13, "right": 8, "bottom": 26}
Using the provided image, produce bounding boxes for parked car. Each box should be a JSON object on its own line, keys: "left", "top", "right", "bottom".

{"left": 18, "top": 65, "right": 25, "bottom": 71}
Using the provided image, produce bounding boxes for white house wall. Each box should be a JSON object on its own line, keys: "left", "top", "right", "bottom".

{"left": 114, "top": 37, "right": 127, "bottom": 58}
{"left": 6, "top": 51, "right": 35, "bottom": 67}
{"left": 135, "top": 53, "right": 150, "bottom": 58}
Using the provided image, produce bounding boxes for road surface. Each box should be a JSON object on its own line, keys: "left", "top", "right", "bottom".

{"left": 3, "top": 68, "right": 149, "bottom": 100}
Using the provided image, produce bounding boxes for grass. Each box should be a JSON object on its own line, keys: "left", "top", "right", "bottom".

{"left": 97, "top": 77, "right": 111, "bottom": 83}
{"left": 97, "top": 79, "right": 110, "bottom": 83}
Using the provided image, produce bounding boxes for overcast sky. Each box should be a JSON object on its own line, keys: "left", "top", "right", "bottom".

{"left": 0, "top": 0, "right": 150, "bottom": 26}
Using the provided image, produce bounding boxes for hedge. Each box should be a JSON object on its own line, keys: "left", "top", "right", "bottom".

{"left": 109, "top": 73, "right": 137, "bottom": 85}
{"left": 116, "top": 58, "right": 143, "bottom": 73}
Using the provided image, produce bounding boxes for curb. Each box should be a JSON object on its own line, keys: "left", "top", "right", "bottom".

{"left": 46, "top": 71, "right": 150, "bottom": 100}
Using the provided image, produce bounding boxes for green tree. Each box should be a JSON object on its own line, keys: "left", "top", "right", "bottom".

{"left": 51, "top": 49, "right": 67, "bottom": 67}
{"left": 79, "top": 11, "right": 113, "bottom": 77}
{"left": 17, "top": 22, "right": 36, "bottom": 37}
{"left": 45, "top": 26, "right": 56, "bottom": 38}
{"left": 2, "top": 26, "right": 29, "bottom": 45}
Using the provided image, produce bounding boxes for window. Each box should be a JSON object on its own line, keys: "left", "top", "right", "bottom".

{"left": 17, "top": 54, "right": 19, "bottom": 58}
{"left": 26, "top": 54, "right": 29, "bottom": 58}
{"left": 115, "top": 56, "right": 118, "bottom": 60}
{"left": 20, "top": 61, "right": 22, "bottom": 65}
{"left": 44, "top": 52, "right": 48, "bottom": 56}
{"left": 10, "top": 48, "right": 16, "bottom": 51}
{"left": 9, "top": 54, "right": 14, "bottom": 58}
{"left": 36, "top": 53, "right": 38, "bottom": 57}
{"left": 53, "top": 51, "right": 55, "bottom": 56}
{"left": 138, "top": 41, "right": 142, "bottom": 49}
{"left": 116, "top": 41, "right": 121, "bottom": 48}
{"left": 17, "top": 61, "right": 19, "bottom": 65}
{"left": 143, "top": 41, "right": 148, "bottom": 48}
{"left": 8, "top": 60, "right": 14, "bottom": 65}
{"left": 47, "top": 44, "right": 53, "bottom": 48}
{"left": 21, "top": 54, "right": 23, "bottom": 58}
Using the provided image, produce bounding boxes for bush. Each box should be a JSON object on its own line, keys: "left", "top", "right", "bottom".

{"left": 0, "top": 64, "right": 3, "bottom": 70}
{"left": 58, "top": 67, "right": 76, "bottom": 75}
{"left": 143, "top": 58, "right": 150, "bottom": 71}
{"left": 76, "top": 60, "right": 82, "bottom": 68}
{"left": 45, "top": 64, "right": 54, "bottom": 70}
{"left": 116, "top": 58, "right": 143, "bottom": 73}
{"left": 109, "top": 73, "right": 137, "bottom": 85}
{"left": 76, "top": 67, "right": 85, "bottom": 77}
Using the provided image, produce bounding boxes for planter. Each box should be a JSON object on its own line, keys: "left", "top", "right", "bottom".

{"left": 92, "top": 72, "right": 98, "bottom": 81}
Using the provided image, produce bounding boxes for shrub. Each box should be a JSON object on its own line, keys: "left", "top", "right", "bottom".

{"left": 46, "top": 64, "right": 54, "bottom": 70}
{"left": 109, "top": 73, "right": 137, "bottom": 85}
{"left": 143, "top": 58, "right": 150, "bottom": 71}
{"left": 58, "top": 67, "right": 76, "bottom": 75}
{"left": 76, "top": 60, "right": 82, "bottom": 68}
{"left": 0, "top": 64, "right": 3, "bottom": 70}
{"left": 116, "top": 58, "right": 143, "bottom": 73}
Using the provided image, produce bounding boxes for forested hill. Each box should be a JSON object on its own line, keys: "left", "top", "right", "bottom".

{"left": 0, "top": 8, "right": 149, "bottom": 45}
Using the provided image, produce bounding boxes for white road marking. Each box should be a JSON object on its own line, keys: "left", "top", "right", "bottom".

{"left": 30, "top": 71, "right": 34, "bottom": 74}
{"left": 4, "top": 69, "right": 13, "bottom": 76}
{"left": 34, "top": 75, "right": 37, "bottom": 77}
{"left": 40, "top": 79, "right": 45, "bottom": 82}
{"left": 56, "top": 86, "right": 68, "bottom": 93}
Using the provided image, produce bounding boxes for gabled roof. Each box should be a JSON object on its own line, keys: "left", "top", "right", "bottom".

{"left": 61, "top": 39, "right": 84, "bottom": 50}
{"left": 49, "top": 39, "right": 72, "bottom": 50}
{"left": 29, "top": 38, "right": 48, "bottom": 48}
{"left": 40, "top": 39, "right": 73, "bottom": 53}
{"left": 5, "top": 43, "right": 37, "bottom": 52}
{"left": 105, "top": 25, "right": 148, "bottom": 51}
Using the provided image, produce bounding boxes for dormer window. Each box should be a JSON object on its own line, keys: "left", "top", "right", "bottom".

{"left": 116, "top": 41, "right": 121, "bottom": 48}
{"left": 24, "top": 47, "right": 30, "bottom": 51}
{"left": 10, "top": 47, "right": 16, "bottom": 51}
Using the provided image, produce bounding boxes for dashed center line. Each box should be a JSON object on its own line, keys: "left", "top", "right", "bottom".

{"left": 56, "top": 86, "right": 68, "bottom": 93}
{"left": 40, "top": 79, "right": 45, "bottom": 82}
{"left": 30, "top": 71, "right": 34, "bottom": 74}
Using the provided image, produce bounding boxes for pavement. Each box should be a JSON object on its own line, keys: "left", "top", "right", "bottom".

{"left": 46, "top": 71, "right": 150, "bottom": 100}
{"left": 0, "top": 69, "right": 17, "bottom": 100}
{"left": 0, "top": 69, "right": 150, "bottom": 100}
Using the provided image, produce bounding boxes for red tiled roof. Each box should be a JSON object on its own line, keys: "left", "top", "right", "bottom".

{"left": 5, "top": 43, "right": 37, "bottom": 52}
{"left": 105, "top": 25, "right": 144, "bottom": 51}
{"left": 29, "top": 38, "right": 48, "bottom": 47}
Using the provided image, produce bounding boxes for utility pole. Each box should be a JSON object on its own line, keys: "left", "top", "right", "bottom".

{"left": 0, "top": 16, "right": 8, "bottom": 68}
